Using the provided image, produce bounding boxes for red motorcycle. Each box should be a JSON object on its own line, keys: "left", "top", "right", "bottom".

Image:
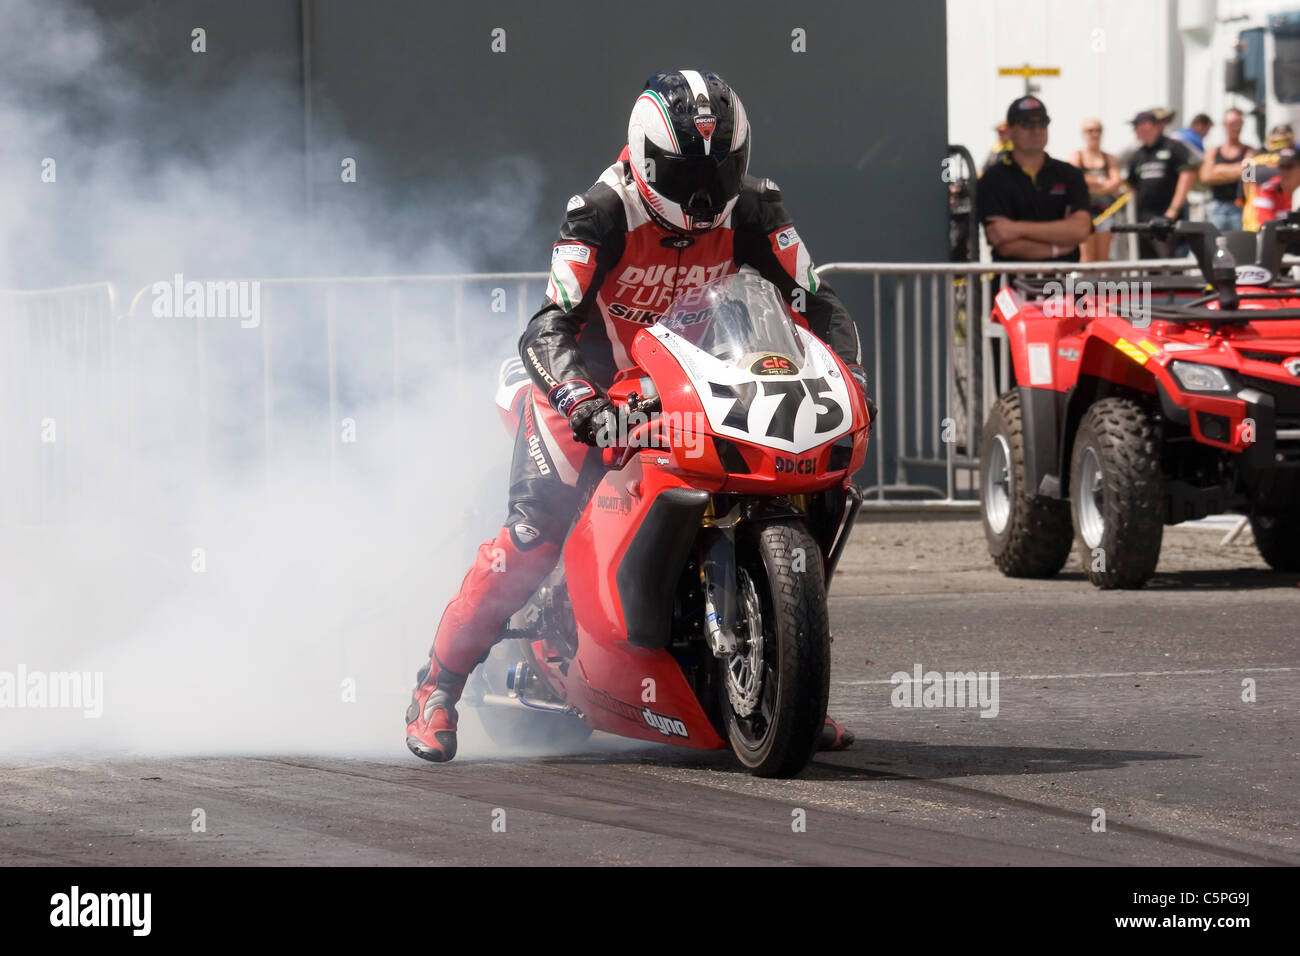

{"left": 471, "top": 273, "right": 871, "bottom": 777}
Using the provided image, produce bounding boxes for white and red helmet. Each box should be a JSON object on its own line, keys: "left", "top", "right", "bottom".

{"left": 628, "top": 70, "right": 751, "bottom": 233}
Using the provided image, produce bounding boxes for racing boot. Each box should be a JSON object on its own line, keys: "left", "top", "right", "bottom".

{"left": 819, "top": 715, "right": 855, "bottom": 751}
{"left": 405, "top": 653, "right": 468, "bottom": 762}
{"left": 405, "top": 526, "right": 561, "bottom": 763}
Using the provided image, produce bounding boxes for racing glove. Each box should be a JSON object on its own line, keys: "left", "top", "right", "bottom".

{"left": 549, "top": 379, "right": 614, "bottom": 447}
{"left": 568, "top": 396, "right": 616, "bottom": 447}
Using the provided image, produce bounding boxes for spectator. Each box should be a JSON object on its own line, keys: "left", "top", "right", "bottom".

{"left": 1126, "top": 110, "right": 1198, "bottom": 258}
{"left": 976, "top": 96, "right": 1092, "bottom": 262}
{"left": 1069, "top": 118, "right": 1125, "bottom": 262}
{"left": 982, "top": 121, "right": 1012, "bottom": 174}
{"left": 1150, "top": 107, "right": 1175, "bottom": 134}
{"left": 1171, "top": 112, "right": 1213, "bottom": 159}
{"left": 1243, "top": 124, "right": 1297, "bottom": 231}
{"left": 1249, "top": 146, "right": 1300, "bottom": 227}
{"left": 1200, "top": 108, "right": 1255, "bottom": 232}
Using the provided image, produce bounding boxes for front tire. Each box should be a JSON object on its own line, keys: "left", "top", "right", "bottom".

{"left": 980, "top": 390, "right": 1073, "bottom": 577}
{"left": 1250, "top": 513, "right": 1300, "bottom": 571}
{"left": 1069, "top": 398, "right": 1164, "bottom": 589}
{"left": 719, "top": 519, "right": 830, "bottom": 778}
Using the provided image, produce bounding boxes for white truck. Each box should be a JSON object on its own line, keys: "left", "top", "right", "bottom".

{"left": 1185, "top": 0, "right": 1300, "bottom": 147}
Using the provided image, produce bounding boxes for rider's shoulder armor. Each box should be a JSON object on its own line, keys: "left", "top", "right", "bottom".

{"left": 731, "top": 174, "right": 793, "bottom": 237}
{"left": 556, "top": 174, "right": 628, "bottom": 251}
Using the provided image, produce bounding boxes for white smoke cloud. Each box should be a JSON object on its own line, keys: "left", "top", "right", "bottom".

{"left": 0, "top": 0, "right": 550, "bottom": 759}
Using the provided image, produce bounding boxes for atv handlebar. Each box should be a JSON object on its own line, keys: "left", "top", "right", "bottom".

{"left": 1111, "top": 217, "right": 1201, "bottom": 239}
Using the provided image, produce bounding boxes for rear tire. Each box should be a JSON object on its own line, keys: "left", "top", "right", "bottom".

{"left": 1250, "top": 513, "right": 1300, "bottom": 571}
{"left": 980, "top": 390, "right": 1073, "bottom": 577}
{"left": 470, "top": 639, "right": 592, "bottom": 752}
{"left": 719, "top": 519, "right": 830, "bottom": 778}
{"left": 1069, "top": 398, "right": 1164, "bottom": 589}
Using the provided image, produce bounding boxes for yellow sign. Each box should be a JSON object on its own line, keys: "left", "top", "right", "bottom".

{"left": 998, "top": 64, "right": 1061, "bottom": 78}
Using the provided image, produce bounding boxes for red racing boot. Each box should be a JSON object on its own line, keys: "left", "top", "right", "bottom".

{"left": 405, "top": 527, "right": 561, "bottom": 763}
{"left": 819, "top": 715, "right": 855, "bottom": 751}
{"left": 405, "top": 653, "right": 468, "bottom": 762}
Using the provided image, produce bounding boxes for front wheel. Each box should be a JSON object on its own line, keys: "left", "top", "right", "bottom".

{"left": 1069, "top": 398, "right": 1164, "bottom": 588}
{"left": 718, "top": 519, "right": 830, "bottom": 778}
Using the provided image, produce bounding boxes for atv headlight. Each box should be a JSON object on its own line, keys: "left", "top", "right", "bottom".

{"left": 1169, "top": 361, "right": 1233, "bottom": 393}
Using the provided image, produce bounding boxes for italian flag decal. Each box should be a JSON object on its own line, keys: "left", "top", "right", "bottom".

{"left": 546, "top": 242, "right": 597, "bottom": 311}
{"left": 770, "top": 226, "right": 817, "bottom": 293}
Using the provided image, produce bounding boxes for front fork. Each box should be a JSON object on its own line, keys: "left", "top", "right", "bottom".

{"left": 699, "top": 485, "right": 863, "bottom": 659}
{"left": 700, "top": 522, "right": 739, "bottom": 659}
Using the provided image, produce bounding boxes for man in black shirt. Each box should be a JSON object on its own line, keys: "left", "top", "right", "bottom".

{"left": 977, "top": 96, "right": 1092, "bottom": 263}
{"left": 1127, "top": 110, "right": 1198, "bottom": 258}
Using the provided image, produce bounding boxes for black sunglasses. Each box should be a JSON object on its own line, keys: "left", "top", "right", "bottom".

{"left": 1015, "top": 118, "right": 1050, "bottom": 130}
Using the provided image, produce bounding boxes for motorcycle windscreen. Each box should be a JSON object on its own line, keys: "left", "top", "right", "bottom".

{"left": 656, "top": 272, "right": 806, "bottom": 369}
{"left": 649, "top": 273, "right": 855, "bottom": 455}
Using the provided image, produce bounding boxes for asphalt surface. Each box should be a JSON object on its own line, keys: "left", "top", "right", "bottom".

{"left": 2, "top": 517, "right": 1297, "bottom": 866}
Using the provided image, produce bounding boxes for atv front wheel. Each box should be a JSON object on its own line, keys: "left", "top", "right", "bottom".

{"left": 1069, "top": 398, "right": 1164, "bottom": 588}
{"left": 1250, "top": 513, "right": 1300, "bottom": 571}
{"left": 719, "top": 519, "right": 830, "bottom": 778}
{"left": 980, "top": 390, "right": 1073, "bottom": 577}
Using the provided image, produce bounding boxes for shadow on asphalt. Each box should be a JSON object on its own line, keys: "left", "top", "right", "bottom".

{"left": 1055, "top": 568, "right": 1298, "bottom": 591}
{"left": 455, "top": 737, "right": 1198, "bottom": 782}
{"left": 804, "top": 740, "right": 1198, "bottom": 780}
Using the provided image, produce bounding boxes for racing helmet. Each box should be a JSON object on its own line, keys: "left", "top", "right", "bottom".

{"left": 628, "top": 70, "right": 751, "bottom": 233}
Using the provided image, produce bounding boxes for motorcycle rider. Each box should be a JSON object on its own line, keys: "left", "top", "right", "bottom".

{"left": 406, "top": 70, "right": 871, "bottom": 762}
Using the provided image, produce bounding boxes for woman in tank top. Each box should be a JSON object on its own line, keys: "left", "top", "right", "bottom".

{"left": 1069, "top": 119, "right": 1125, "bottom": 262}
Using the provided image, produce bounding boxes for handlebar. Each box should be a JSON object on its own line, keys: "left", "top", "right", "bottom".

{"left": 1111, "top": 216, "right": 1187, "bottom": 237}
{"left": 597, "top": 397, "right": 665, "bottom": 470}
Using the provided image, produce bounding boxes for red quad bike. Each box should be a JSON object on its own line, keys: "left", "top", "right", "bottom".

{"left": 980, "top": 215, "right": 1300, "bottom": 589}
{"left": 469, "top": 273, "right": 871, "bottom": 777}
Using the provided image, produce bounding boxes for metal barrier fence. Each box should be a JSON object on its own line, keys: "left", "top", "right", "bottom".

{"left": 0, "top": 283, "right": 121, "bottom": 525}
{"left": 11, "top": 255, "right": 1286, "bottom": 524}
{"left": 116, "top": 273, "right": 547, "bottom": 498}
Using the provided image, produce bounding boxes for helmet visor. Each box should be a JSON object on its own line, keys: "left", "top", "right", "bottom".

{"left": 643, "top": 140, "right": 749, "bottom": 215}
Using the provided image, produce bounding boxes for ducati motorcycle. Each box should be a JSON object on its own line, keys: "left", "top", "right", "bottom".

{"left": 469, "top": 272, "right": 870, "bottom": 777}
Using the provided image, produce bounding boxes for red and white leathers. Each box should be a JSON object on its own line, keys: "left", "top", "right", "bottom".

{"left": 406, "top": 148, "right": 862, "bottom": 761}
{"left": 1250, "top": 174, "right": 1298, "bottom": 228}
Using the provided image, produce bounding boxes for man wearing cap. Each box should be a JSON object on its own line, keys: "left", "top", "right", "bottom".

{"left": 1249, "top": 146, "right": 1300, "bottom": 227}
{"left": 976, "top": 96, "right": 1092, "bottom": 263}
{"left": 1126, "top": 110, "right": 1198, "bottom": 258}
{"left": 1243, "top": 125, "right": 1297, "bottom": 231}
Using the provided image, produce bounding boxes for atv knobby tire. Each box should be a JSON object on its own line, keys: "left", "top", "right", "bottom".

{"left": 1069, "top": 398, "right": 1164, "bottom": 589}
{"left": 980, "top": 390, "right": 1073, "bottom": 577}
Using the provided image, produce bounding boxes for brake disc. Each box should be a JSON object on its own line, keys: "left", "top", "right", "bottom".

{"left": 724, "top": 567, "right": 764, "bottom": 717}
